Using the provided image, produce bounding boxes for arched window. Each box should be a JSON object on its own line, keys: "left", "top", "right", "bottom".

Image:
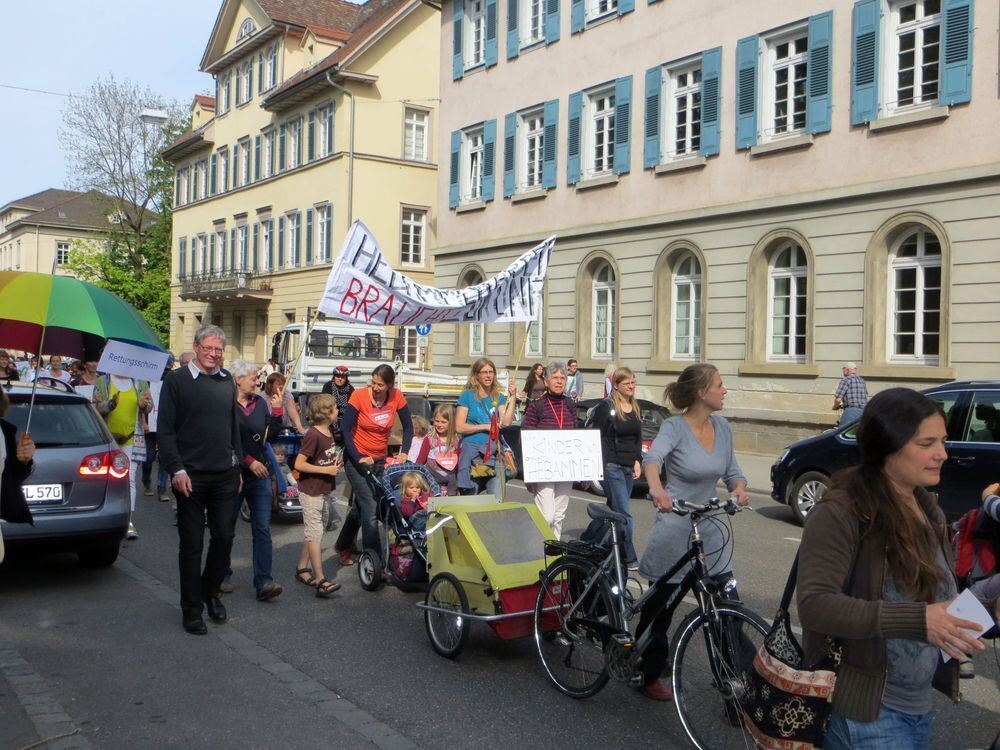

{"left": 238, "top": 18, "right": 257, "bottom": 40}
{"left": 672, "top": 252, "right": 702, "bottom": 359}
{"left": 592, "top": 262, "right": 616, "bottom": 358}
{"left": 768, "top": 242, "right": 807, "bottom": 361}
{"left": 889, "top": 228, "right": 941, "bottom": 362}
{"left": 457, "top": 268, "right": 485, "bottom": 358}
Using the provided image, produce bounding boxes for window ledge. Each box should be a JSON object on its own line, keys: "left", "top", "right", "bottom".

{"left": 869, "top": 106, "right": 950, "bottom": 132}
{"left": 519, "top": 38, "right": 545, "bottom": 53}
{"left": 456, "top": 200, "right": 487, "bottom": 213}
{"left": 575, "top": 173, "right": 619, "bottom": 191}
{"left": 749, "top": 133, "right": 814, "bottom": 157}
{"left": 574, "top": 357, "right": 616, "bottom": 371}
{"left": 654, "top": 156, "right": 707, "bottom": 175}
{"left": 511, "top": 188, "right": 547, "bottom": 203}
{"left": 738, "top": 361, "right": 820, "bottom": 378}
{"left": 858, "top": 363, "right": 956, "bottom": 381}
{"left": 648, "top": 358, "right": 701, "bottom": 374}
{"left": 585, "top": 10, "right": 619, "bottom": 29}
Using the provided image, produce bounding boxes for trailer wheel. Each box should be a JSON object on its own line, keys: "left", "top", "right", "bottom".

{"left": 425, "top": 572, "right": 470, "bottom": 659}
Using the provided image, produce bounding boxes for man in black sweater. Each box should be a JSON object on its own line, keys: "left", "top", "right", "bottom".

{"left": 158, "top": 325, "right": 243, "bottom": 635}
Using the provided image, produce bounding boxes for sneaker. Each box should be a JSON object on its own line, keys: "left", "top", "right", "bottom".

{"left": 627, "top": 562, "right": 639, "bottom": 572}
{"left": 256, "top": 581, "right": 283, "bottom": 601}
{"left": 337, "top": 549, "right": 355, "bottom": 566}
{"left": 639, "top": 678, "right": 673, "bottom": 702}
{"left": 959, "top": 657, "right": 975, "bottom": 679}
{"left": 219, "top": 579, "right": 234, "bottom": 594}
{"left": 127, "top": 522, "right": 138, "bottom": 540}
{"left": 159, "top": 491, "right": 172, "bottom": 503}
{"left": 143, "top": 484, "right": 153, "bottom": 496}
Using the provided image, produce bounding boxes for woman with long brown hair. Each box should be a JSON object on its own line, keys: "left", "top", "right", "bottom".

{"left": 799, "top": 388, "right": 990, "bottom": 748}
{"left": 455, "top": 357, "right": 516, "bottom": 494}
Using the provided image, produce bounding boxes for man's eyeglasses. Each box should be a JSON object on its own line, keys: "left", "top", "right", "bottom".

{"left": 198, "top": 345, "right": 224, "bottom": 354}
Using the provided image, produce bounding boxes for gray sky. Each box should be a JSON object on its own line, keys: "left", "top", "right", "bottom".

{"left": 0, "top": 0, "right": 222, "bottom": 206}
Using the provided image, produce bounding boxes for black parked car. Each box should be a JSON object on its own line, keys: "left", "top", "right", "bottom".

{"left": 771, "top": 380, "right": 1000, "bottom": 525}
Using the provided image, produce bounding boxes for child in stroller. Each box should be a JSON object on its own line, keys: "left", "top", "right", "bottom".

{"left": 399, "top": 471, "right": 432, "bottom": 533}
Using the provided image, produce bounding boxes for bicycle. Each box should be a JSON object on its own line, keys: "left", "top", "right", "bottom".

{"left": 533, "top": 497, "right": 768, "bottom": 750}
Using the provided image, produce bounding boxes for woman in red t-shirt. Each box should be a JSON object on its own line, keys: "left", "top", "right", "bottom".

{"left": 333, "top": 364, "right": 413, "bottom": 567}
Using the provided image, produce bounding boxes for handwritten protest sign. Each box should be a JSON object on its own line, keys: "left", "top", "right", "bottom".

{"left": 521, "top": 429, "right": 604, "bottom": 483}
{"left": 98, "top": 340, "right": 169, "bottom": 383}
{"left": 318, "top": 220, "right": 554, "bottom": 325}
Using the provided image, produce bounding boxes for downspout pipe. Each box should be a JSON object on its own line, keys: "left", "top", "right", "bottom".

{"left": 325, "top": 72, "right": 354, "bottom": 226}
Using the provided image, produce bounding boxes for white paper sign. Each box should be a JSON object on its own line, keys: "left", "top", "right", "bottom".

{"left": 98, "top": 340, "right": 169, "bottom": 382}
{"left": 147, "top": 382, "right": 163, "bottom": 433}
{"left": 941, "top": 588, "right": 995, "bottom": 662}
{"left": 520, "top": 429, "right": 604, "bottom": 483}
{"left": 318, "top": 220, "right": 554, "bottom": 325}
{"left": 74, "top": 385, "right": 95, "bottom": 401}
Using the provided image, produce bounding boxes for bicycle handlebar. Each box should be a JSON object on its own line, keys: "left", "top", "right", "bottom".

{"left": 645, "top": 495, "right": 752, "bottom": 517}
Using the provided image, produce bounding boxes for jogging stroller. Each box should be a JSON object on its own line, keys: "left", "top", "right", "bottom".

{"left": 357, "top": 461, "right": 441, "bottom": 592}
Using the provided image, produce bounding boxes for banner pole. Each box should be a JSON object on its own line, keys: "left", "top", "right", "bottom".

{"left": 267, "top": 307, "right": 324, "bottom": 442}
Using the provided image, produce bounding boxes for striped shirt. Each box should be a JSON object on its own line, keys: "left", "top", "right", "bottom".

{"left": 985, "top": 494, "right": 1000, "bottom": 522}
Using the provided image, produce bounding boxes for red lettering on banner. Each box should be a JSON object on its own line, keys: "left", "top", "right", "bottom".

{"left": 357, "top": 284, "right": 381, "bottom": 321}
{"left": 340, "top": 278, "right": 365, "bottom": 316}
{"left": 387, "top": 300, "right": 413, "bottom": 326}
{"left": 371, "top": 294, "right": 397, "bottom": 324}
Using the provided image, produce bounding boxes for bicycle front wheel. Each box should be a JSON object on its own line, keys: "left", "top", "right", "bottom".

{"left": 533, "top": 558, "right": 620, "bottom": 699}
{"left": 671, "top": 604, "right": 768, "bottom": 750}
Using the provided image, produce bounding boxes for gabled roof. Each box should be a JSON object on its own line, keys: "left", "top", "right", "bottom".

{"left": 3, "top": 190, "right": 120, "bottom": 231}
{"left": 194, "top": 94, "right": 217, "bottom": 108}
{"left": 162, "top": 125, "right": 215, "bottom": 162}
{"left": 305, "top": 23, "right": 351, "bottom": 41}
{"left": 1, "top": 188, "right": 81, "bottom": 215}
{"left": 257, "top": 0, "right": 364, "bottom": 31}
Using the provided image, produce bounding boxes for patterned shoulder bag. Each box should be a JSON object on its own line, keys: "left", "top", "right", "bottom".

{"left": 740, "top": 553, "right": 843, "bottom": 749}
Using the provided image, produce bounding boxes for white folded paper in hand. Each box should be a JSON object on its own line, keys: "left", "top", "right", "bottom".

{"left": 941, "top": 588, "right": 994, "bottom": 662}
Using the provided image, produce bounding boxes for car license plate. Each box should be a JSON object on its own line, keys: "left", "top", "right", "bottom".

{"left": 23, "top": 484, "right": 64, "bottom": 504}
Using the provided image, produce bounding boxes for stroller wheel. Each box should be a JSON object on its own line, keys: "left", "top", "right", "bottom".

{"left": 239, "top": 499, "right": 251, "bottom": 523}
{"left": 358, "top": 548, "right": 384, "bottom": 591}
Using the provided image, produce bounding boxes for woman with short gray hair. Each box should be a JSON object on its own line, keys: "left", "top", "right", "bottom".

{"left": 521, "top": 361, "right": 577, "bottom": 538}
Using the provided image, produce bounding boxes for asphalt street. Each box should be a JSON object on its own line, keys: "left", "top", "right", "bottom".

{"left": 2, "top": 474, "right": 998, "bottom": 750}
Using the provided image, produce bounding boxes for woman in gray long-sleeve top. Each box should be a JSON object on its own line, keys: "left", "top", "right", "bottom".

{"left": 633, "top": 363, "right": 750, "bottom": 702}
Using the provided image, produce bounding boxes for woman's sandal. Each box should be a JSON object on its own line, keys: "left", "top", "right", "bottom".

{"left": 294, "top": 567, "right": 317, "bottom": 587}
{"left": 315, "top": 579, "right": 341, "bottom": 598}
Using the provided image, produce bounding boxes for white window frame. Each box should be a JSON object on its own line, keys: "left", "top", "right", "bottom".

{"left": 178, "top": 169, "right": 188, "bottom": 206}
{"left": 586, "top": 0, "right": 618, "bottom": 24}
{"left": 215, "top": 229, "right": 226, "bottom": 272}
{"left": 525, "top": 318, "right": 543, "bottom": 358}
{"left": 400, "top": 207, "right": 427, "bottom": 266}
{"left": 592, "top": 262, "right": 616, "bottom": 359}
{"left": 198, "top": 234, "right": 208, "bottom": 275}
{"left": 520, "top": 0, "right": 545, "bottom": 47}
{"left": 238, "top": 18, "right": 256, "bottom": 40}
{"left": 470, "top": 322, "right": 486, "bottom": 356}
{"left": 403, "top": 107, "right": 428, "bottom": 161}
{"left": 55, "top": 241, "right": 70, "bottom": 266}
{"left": 888, "top": 228, "right": 941, "bottom": 364}
{"left": 517, "top": 108, "right": 545, "bottom": 192}
{"left": 319, "top": 103, "right": 335, "bottom": 158}
{"left": 663, "top": 59, "right": 702, "bottom": 161}
{"left": 671, "top": 252, "right": 702, "bottom": 360}
{"left": 401, "top": 327, "right": 420, "bottom": 366}
{"left": 460, "top": 126, "right": 485, "bottom": 204}
{"left": 464, "top": 0, "right": 486, "bottom": 68}
{"left": 762, "top": 25, "right": 809, "bottom": 141}
{"left": 289, "top": 118, "right": 303, "bottom": 168}
{"left": 884, "top": 0, "right": 942, "bottom": 115}
{"left": 584, "top": 87, "right": 615, "bottom": 179}
{"left": 266, "top": 44, "right": 278, "bottom": 90}
{"left": 221, "top": 71, "right": 232, "bottom": 113}
{"left": 262, "top": 129, "right": 275, "bottom": 178}
{"left": 241, "top": 60, "right": 253, "bottom": 104}
{"left": 239, "top": 139, "right": 251, "bottom": 186}
{"left": 260, "top": 221, "right": 271, "bottom": 271}
{"left": 218, "top": 149, "right": 229, "bottom": 192}
{"left": 315, "top": 204, "right": 331, "bottom": 263}
{"left": 198, "top": 159, "right": 209, "bottom": 197}
{"left": 237, "top": 225, "right": 248, "bottom": 270}
{"left": 287, "top": 212, "right": 300, "bottom": 268}
{"left": 767, "top": 242, "right": 808, "bottom": 362}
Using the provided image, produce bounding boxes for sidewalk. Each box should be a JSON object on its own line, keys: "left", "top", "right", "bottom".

{"left": 734, "top": 451, "right": 778, "bottom": 496}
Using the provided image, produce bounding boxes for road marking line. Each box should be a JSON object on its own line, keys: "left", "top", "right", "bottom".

{"left": 116, "top": 556, "right": 418, "bottom": 750}
{"left": 784, "top": 537, "right": 801, "bottom": 544}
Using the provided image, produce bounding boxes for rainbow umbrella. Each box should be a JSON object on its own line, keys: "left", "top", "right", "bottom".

{"left": 0, "top": 270, "right": 163, "bottom": 358}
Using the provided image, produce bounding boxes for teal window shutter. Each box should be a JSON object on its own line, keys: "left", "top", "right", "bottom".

{"left": 296, "top": 212, "right": 303, "bottom": 265}
{"left": 567, "top": 91, "right": 582, "bottom": 184}
{"left": 209, "top": 154, "right": 217, "bottom": 196}
{"left": 643, "top": 65, "right": 662, "bottom": 168}
{"left": 252, "top": 223, "right": 259, "bottom": 271}
{"left": 482, "top": 119, "right": 497, "bottom": 201}
{"left": 449, "top": 130, "right": 461, "bottom": 208}
{"left": 277, "top": 217, "right": 285, "bottom": 268}
{"left": 326, "top": 105, "right": 334, "bottom": 154}
{"left": 247, "top": 65, "right": 253, "bottom": 100}
{"left": 453, "top": 0, "right": 464, "bottom": 80}
{"left": 306, "top": 209, "right": 314, "bottom": 264}
{"left": 174, "top": 173, "right": 181, "bottom": 205}
{"left": 214, "top": 79, "right": 220, "bottom": 114}
{"left": 186, "top": 167, "right": 192, "bottom": 204}
{"left": 257, "top": 54, "right": 264, "bottom": 95}
{"left": 503, "top": 112, "right": 517, "bottom": 198}
{"left": 700, "top": 46, "right": 722, "bottom": 156}
{"left": 296, "top": 123, "right": 303, "bottom": 166}
{"left": 545, "top": 0, "right": 560, "bottom": 44}
{"left": 279, "top": 125, "right": 287, "bottom": 171}
{"left": 179, "top": 238, "right": 186, "bottom": 279}
{"left": 507, "top": 0, "right": 519, "bottom": 60}
{"left": 269, "top": 219, "right": 276, "bottom": 269}
{"left": 485, "top": 0, "right": 498, "bottom": 66}
{"left": 542, "top": 99, "right": 558, "bottom": 188}
{"left": 618, "top": 0, "right": 634, "bottom": 16}
{"left": 571, "top": 0, "right": 584, "bottom": 33}
{"left": 806, "top": 11, "right": 834, "bottom": 134}
{"left": 851, "top": 0, "right": 880, "bottom": 125}
{"left": 226, "top": 75, "right": 232, "bottom": 111}
{"left": 232, "top": 145, "right": 239, "bottom": 185}
{"left": 235, "top": 66, "right": 242, "bottom": 104}
{"left": 613, "top": 76, "right": 632, "bottom": 175}
{"left": 230, "top": 228, "right": 236, "bottom": 270}
{"left": 254, "top": 135, "right": 261, "bottom": 181}
{"left": 220, "top": 233, "right": 227, "bottom": 274}
{"left": 941, "top": 0, "right": 974, "bottom": 105}
{"left": 324, "top": 207, "right": 333, "bottom": 260}
{"left": 307, "top": 110, "right": 316, "bottom": 161}
{"left": 194, "top": 237, "right": 200, "bottom": 276}
{"left": 208, "top": 234, "right": 215, "bottom": 274}
{"left": 735, "top": 35, "right": 759, "bottom": 149}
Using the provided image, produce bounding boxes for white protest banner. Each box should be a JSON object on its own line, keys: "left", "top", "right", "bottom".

{"left": 520, "top": 429, "right": 604, "bottom": 483}
{"left": 98, "top": 340, "right": 169, "bottom": 383}
{"left": 147, "top": 382, "right": 163, "bottom": 432}
{"left": 318, "top": 220, "right": 554, "bottom": 325}
{"left": 74, "top": 385, "right": 95, "bottom": 402}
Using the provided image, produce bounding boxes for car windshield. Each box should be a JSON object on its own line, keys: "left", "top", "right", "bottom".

{"left": 5, "top": 398, "right": 108, "bottom": 448}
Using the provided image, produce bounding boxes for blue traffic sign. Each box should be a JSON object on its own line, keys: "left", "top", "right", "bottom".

{"left": 414, "top": 323, "right": 432, "bottom": 335}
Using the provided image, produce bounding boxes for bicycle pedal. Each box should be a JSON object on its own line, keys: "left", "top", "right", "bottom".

{"left": 610, "top": 633, "right": 634, "bottom": 649}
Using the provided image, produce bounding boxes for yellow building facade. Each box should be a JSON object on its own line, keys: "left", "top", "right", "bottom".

{"left": 166, "top": 0, "right": 440, "bottom": 364}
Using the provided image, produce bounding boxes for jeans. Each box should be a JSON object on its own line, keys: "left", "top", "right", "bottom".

{"left": 142, "top": 433, "right": 169, "bottom": 493}
{"left": 176, "top": 468, "right": 241, "bottom": 619}
{"left": 582, "top": 463, "right": 637, "bottom": 564}
{"left": 242, "top": 474, "right": 275, "bottom": 594}
{"left": 826, "top": 706, "right": 933, "bottom": 750}
{"left": 839, "top": 407, "right": 864, "bottom": 427}
{"left": 335, "top": 459, "right": 382, "bottom": 560}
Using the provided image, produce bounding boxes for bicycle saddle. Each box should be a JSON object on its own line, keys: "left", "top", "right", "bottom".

{"left": 586, "top": 503, "right": 628, "bottom": 526}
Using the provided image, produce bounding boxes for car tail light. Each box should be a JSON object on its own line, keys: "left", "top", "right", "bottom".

{"left": 78, "top": 450, "right": 131, "bottom": 479}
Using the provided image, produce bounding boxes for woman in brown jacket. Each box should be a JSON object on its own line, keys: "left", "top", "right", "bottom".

{"left": 798, "top": 388, "right": 992, "bottom": 749}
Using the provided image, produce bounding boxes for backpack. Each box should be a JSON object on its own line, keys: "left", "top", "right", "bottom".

{"left": 952, "top": 507, "right": 1000, "bottom": 589}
